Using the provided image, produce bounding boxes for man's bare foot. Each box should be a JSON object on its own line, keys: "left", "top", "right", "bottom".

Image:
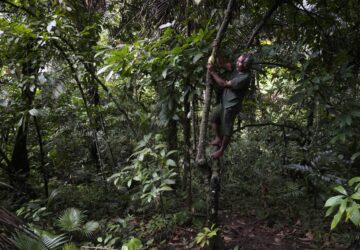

{"left": 210, "top": 137, "right": 222, "bottom": 146}
{"left": 211, "top": 149, "right": 223, "bottom": 158}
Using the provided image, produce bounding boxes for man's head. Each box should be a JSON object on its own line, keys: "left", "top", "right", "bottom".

{"left": 236, "top": 54, "right": 254, "bottom": 72}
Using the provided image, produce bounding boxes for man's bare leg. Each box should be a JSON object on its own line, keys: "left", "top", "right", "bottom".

{"left": 210, "top": 122, "right": 222, "bottom": 146}
{"left": 211, "top": 135, "right": 230, "bottom": 158}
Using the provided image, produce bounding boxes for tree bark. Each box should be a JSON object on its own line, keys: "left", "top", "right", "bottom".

{"left": 33, "top": 116, "right": 48, "bottom": 198}
{"left": 183, "top": 81, "right": 192, "bottom": 209}
{"left": 195, "top": 1, "right": 235, "bottom": 249}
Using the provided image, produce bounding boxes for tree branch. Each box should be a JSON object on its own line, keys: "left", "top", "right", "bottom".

{"left": 246, "top": 0, "right": 284, "bottom": 48}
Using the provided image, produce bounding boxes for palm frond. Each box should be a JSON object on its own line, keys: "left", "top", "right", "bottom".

{"left": 12, "top": 232, "right": 44, "bottom": 250}
{"left": 58, "top": 208, "right": 85, "bottom": 232}
{"left": 81, "top": 221, "right": 99, "bottom": 238}
{"left": 42, "top": 234, "right": 68, "bottom": 249}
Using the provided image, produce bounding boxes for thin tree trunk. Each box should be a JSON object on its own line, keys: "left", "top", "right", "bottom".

{"left": 196, "top": 0, "right": 235, "bottom": 166}
{"left": 195, "top": 1, "right": 235, "bottom": 249}
{"left": 191, "top": 98, "right": 198, "bottom": 153}
{"left": 33, "top": 116, "right": 48, "bottom": 198}
{"left": 183, "top": 81, "right": 192, "bottom": 209}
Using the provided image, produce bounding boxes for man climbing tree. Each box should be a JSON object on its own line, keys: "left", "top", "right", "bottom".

{"left": 207, "top": 53, "right": 254, "bottom": 158}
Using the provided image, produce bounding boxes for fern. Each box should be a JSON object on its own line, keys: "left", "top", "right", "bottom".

{"left": 280, "top": 182, "right": 306, "bottom": 199}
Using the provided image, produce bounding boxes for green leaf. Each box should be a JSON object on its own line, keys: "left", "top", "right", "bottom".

{"left": 105, "top": 70, "right": 114, "bottom": 82}
{"left": 166, "top": 159, "right": 176, "bottom": 167}
{"left": 351, "top": 153, "right": 360, "bottom": 162}
{"left": 192, "top": 53, "right": 203, "bottom": 64}
{"left": 123, "top": 237, "right": 143, "bottom": 250}
{"left": 339, "top": 198, "right": 348, "bottom": 214}
{"left": 334, "top": 185, "right": 348, "bottom": 196}
{"left": 331, "top": 210, "right": 343, "bottom": 230}
{"left": 349, "top": 177, "right": 360, "bottom": 186}
{"left": 351, "top": 192, "right": 360, "bottom": 200}
{"left": 325, "top": 206, "right": 335, "bottom": 217}
{"left": 82, "top": 221, "right": 99, "bottom": 237}
{"left": 324, "top": 195, "right": 344, "bottom": 207}
{"left": 159, "top": 186, "right": 173, "bottom": 192}
{"left": 97, "top": 64, "right": 113, "bottom": 75}
{"left": 47, "top": 20, "right": 56, "bottom": 33}
{"left": 349, "top": 202, "right": 360, "bottom": 226}
{"left": 163, "top": 179, "right": 175, "bottom": 185}
{"left": 29, "top": 108, "right": 40, "bottom": 116}
{"left": 162, "top": 68, "right": 168, "bottom": 79}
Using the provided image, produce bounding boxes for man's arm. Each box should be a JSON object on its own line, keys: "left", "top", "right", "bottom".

{"left": 207, "top": 64, "right": 231, "bottom": 88}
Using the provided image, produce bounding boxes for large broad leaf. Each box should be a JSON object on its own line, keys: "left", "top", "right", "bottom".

{"left": 331, "top": 209, "right": 343, "bottom": 230}
{"left": 349, "top": 176, "right": 360, "bottom": 186}
{"left": 350, "top": 192, "right": 360, "bottom": 200}
{"left": 334, "top": 185, "right": 348, "bottom": 196}
{"left": 349, "top": 202, "right": 360, "bottom": 226}
{"left": 324, "top": 195, "right": 344, "bottom": 207}
{"left": 122, "top": 237, "right": 143, "bottom": 250}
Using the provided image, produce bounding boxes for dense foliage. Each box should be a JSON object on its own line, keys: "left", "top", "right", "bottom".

{"left": 1, "top": 0, "right": 360, "bottom": 249}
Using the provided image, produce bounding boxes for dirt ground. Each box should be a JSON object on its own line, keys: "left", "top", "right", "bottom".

{"left": 160, "top": 210, "right": 347, "bottom": 250}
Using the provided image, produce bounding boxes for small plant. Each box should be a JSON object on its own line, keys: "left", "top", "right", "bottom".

{"left": 195, "top": 224, "right": 219, "bottom": 248}
{"left": 324, "top": 177, "right": 360, "bottom": 230}
{"left": 58, "top": 208, "right": 99, "bottom": 238}
{"left": 121, "top": 237, "right": 143, "bottom": 250}
{"left": 108, "top": 133, "right": 177, "bottom": 205}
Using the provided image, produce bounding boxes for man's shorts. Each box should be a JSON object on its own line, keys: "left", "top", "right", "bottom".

{"left": 210, "top": 104, "right": 240, "bottom": 136}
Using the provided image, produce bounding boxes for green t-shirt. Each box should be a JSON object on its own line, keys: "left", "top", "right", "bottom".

{"left": 222, "top": 71, "right": 250, "bottom": 109}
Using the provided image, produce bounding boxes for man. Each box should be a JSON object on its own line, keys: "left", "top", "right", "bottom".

{"left": 207, "top": 53, "right": 254, "bottom": 158}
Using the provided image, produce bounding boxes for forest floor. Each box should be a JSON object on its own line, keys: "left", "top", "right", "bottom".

{"left": 160, "top": 209, "right": 348, "bottom": 250}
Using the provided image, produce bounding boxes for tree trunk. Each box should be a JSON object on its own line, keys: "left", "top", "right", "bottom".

{"left": 183, "top": 81, "right": 192, "bottom": 209}
{"left": 195, "top": 0, "right": 235, "bottom": 249}
{"left": 10, "top": 50, "right": 37, "bottom": 188}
